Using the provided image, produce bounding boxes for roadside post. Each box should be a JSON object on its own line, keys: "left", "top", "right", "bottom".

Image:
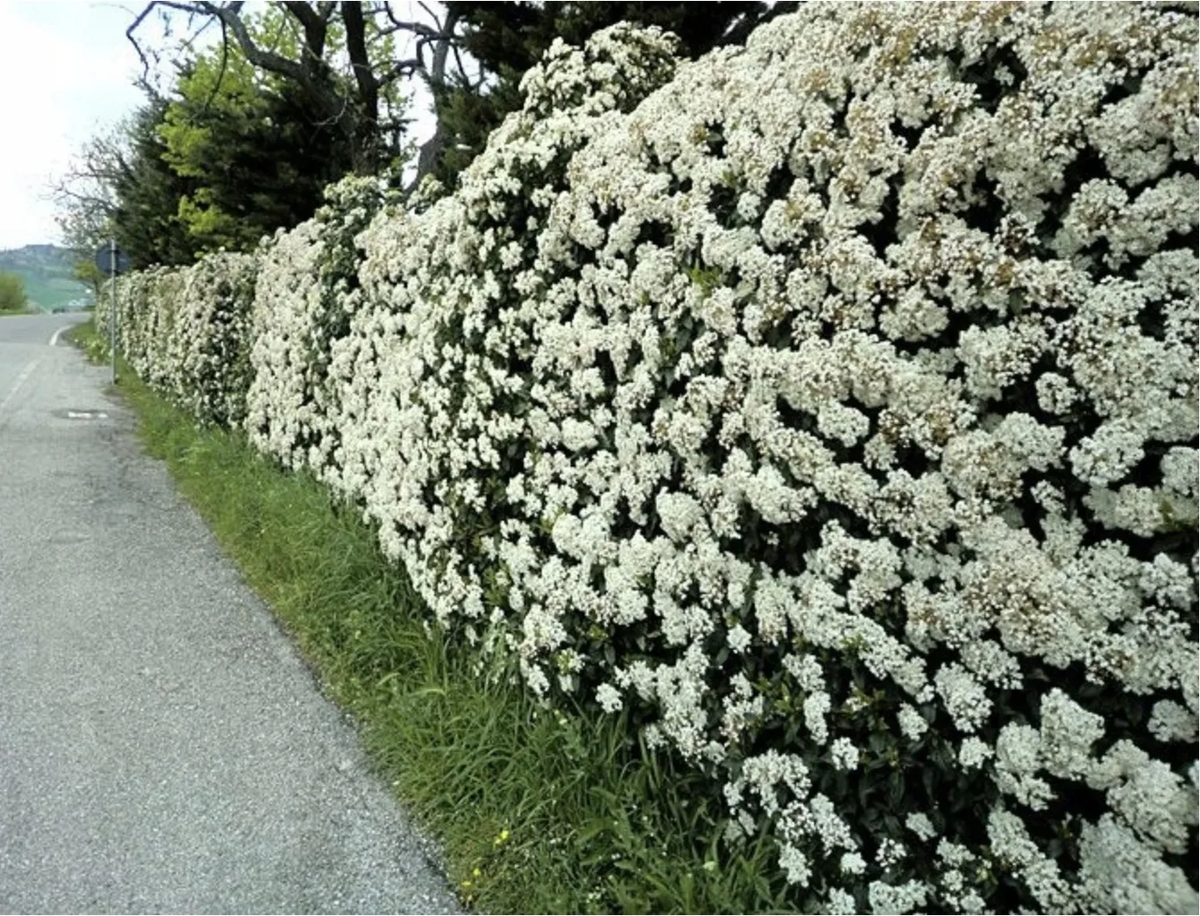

{"left": 109, "top": 240, "right": 116, "bottom": 384}
{"left": 94, "top": 242, "right": 130, "bottom": 384}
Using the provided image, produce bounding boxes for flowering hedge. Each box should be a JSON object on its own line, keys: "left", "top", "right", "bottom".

{"left": 246, "top": 177, "right": 389, "bottom": 484}
{"left": 99, "top": 5, "right": 1198, "bottom": 912}
{"left": 99, "top": 251, "right": 256, "bottom": 427}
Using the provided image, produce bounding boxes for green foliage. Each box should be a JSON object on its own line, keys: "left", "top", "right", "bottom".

{"left": 0, "top": 271, "right": 29, "bottom": 313}
{"left": 155, "top": 10, "right": 357, "bottom": 258}
{"left": 73, "top": 261, "right": 107, "bottom": 297}
{"left": 110, "top": 101, "right": 197, "bottom": 270}
{"left": 64, "top": 320, "right": 109, "bottom": 363}
{"left": 69, "top": 7, "right": 377, "bottom": 271}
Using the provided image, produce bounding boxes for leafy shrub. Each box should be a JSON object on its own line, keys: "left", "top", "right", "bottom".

{"left": 100, "top": 6, "right": 1199, "bottom": 912}
{"left": 0, "top": 272, "right": 29, "bottom": 313}
{"left": 247, "top": 177, "right": 389, "bottom": 484}
{"left": 173, "top": 252, "right": 257, "bottom": 425}
{"left": 100, "top": 252, "right": 255, "bottom": 425}
{"left": 97, "top": 264, "right": 178, "bottom": 388}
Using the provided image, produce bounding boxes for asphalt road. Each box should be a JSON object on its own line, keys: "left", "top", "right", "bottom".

{"left": 0, "top": 314, "right": 459, "bottom": 914}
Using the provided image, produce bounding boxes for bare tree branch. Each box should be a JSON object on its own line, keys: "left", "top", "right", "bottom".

{"left": 282, "top": 0, "right": 329, "bottom": 64}
{"left": 340, "top": 0, "right": 379, "bottom": 170}
{"left": 125, "top": 3, "right": 160, "bottom": 88}
{"left": 52, "top": 189, "right": 117, "bottom": 210}
{"left": 198, "top": 1, "right": 312, "bottom": 86}
{"left": 450, "top": 41, "right": 473, "bottom": 86}
{"left": 378, "top": 17, "right": 442, "bottom": 40}
{"left": 409, "top": 6, "right": 462, "bottom": 186}
{"left": 417, "top": 1, "right": 444, "bottom": 30}
{"left": 200, "top": 15, "right": 230, "bottom": 113}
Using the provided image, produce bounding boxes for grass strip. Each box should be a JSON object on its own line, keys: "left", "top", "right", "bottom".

{"left": 66, "top": 321, "right": 789, "bottom": 914}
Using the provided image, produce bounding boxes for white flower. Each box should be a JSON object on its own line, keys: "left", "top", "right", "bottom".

{"left": 906, "top": 812, "right": 937, "bottom": 842}
{"left": 897, "top": 704, "right": 929, "bottom": 742}
{"left": 995, "top": 722, "right": 1054, "bottom": 810}
{"left": 876, "top": 837, "right": 906, "bottom": 869}
{"left": 1105, "top": 758, "right": 1196, "bottom": 854}
{"left": 830, "top": 738, "right": 860, "bottom": 772}
{"left": 840, "top": 851, "right": 866, "bottom": 875}
{"left": 824, "top": 888, "right": 858, "bottom": 915}
{"left": 596, "top": 682, "right": 623, "bottom": 713}
{"left": 561, "top": 416, "right": 599, "bottom": 451}
{"left": 934, "top": 663, "right": 991, "bottom": 733}
{"left": 868, "top": 879, "right": 928, "bottom": 915}
{"left": 1077, "top": 815, "right": 1199, "bottom": 915}
{"left": 726, "top": 623, "right": 752, "bottom": 654}
{"left": 655, "top": 491, "right": 704, "bottom": 542}
{"left": 1038, "top": 688, "right": 1105, "bottom": 780}
{"left": 778, "top": 841, "right": 811, "bottom": 887}
{"left": 1148, "top": 699, "right": 1198, "bottom": 744}
{"left": 804, "top": 691, "right": 832, "bottom": 745}
{"left": 959, "top": 737, "right": 993, "bottom": 770}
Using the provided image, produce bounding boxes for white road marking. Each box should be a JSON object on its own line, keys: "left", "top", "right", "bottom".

{"left": 0, "top": 359, "right": 40, "bottom": 415}
{"left": 49, "top": 325, "right": 68, "bottom": 347}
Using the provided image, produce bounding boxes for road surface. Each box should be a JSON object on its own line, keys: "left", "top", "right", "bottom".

{"left": 0, "top": 314, "right": 459, "bottom": 913}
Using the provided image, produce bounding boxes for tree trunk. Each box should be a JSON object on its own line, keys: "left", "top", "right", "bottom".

{"left": 341, "top": 1, "right": 381, "bottom": 173}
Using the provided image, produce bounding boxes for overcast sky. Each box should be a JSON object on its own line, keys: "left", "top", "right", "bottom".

{"left": 0, "top": 2, "right": 146, "bottom": 250}
{"left": 0, "top": 1, "right": 440, "bottom": 252}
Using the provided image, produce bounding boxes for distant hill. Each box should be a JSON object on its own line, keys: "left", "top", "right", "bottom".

{"left": 0, "top": 245, "right": 93, "bottom": 312}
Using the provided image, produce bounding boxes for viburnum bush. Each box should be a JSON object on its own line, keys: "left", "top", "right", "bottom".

{"left": 172, "top": 252, "right": 257, "bottom": 426}
{"left": 100, "top": 4, "right": 1198, "bottom": 912}
{"left": 99, "top": 251, "right": 256, "bottom": 426}
{"left": 97, "top": 264, "right": 177, "bottom": 390}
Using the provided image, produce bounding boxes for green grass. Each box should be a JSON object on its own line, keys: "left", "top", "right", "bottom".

{"left": 4, "top": 270, "right": 91, "bottom": 311}
{"left": 68, "top": 322, "right": 110, "bottom": 362}
{"left": 66, "top": 320, "right": 789, "bottom": 914}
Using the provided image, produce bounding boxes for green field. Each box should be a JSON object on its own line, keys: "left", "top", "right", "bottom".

{"left": 0, "top": 245, "right": 93, "bottom": 311}
{"left": 17, "top": 273, "right": 91, "bottom": 310}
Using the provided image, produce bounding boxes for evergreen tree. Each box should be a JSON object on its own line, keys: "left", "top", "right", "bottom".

{"left": 157, "top": 34, "right": 356, "bottom": 256}
{"left": 59, "top": 6, "right": 405, "bottom": 269}
{"left": 110, "top": 100, "right": 196, "bottom": 269}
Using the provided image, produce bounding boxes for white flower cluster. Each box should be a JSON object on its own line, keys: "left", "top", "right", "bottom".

{"left": 98, "top": 5, "right": 1198, "bottom": 912}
